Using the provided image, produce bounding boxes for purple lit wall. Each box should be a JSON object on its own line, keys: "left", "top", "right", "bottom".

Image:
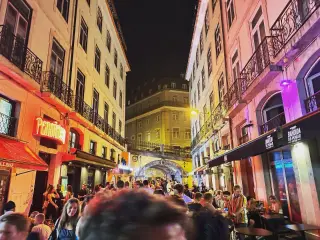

{"left": 281, "top": 80, "right": 303, "bottom": 122}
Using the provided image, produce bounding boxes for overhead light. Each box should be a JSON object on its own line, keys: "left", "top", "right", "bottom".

{"left": 280, "top": 79, "right": 292, "bottom": 87}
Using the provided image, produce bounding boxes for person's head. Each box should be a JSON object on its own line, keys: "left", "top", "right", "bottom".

{"left": 222, "top": 191, "right": 231, "bottom": 201}
{"left": 124, "top": 181, "right": 130, "bottom": 188}
{"left": 184, "top": 184, "right": 189, "bottom": 190}
{"left": 78, "top": 190, "right": 190, "bottom": 240}
{"left": 29, "top": 211, "right": 39, "bottom": 219}
{"left": 269, "top": 195, "right": 277, "bottom": 203}
{"left": 203, "top": 192, "right": 213, "bottom": 203}
{"left": 59, "top": 198, "right": 80, "bottom": 231}
{"left": 133, "top": 181, "right": 141, "bottom": 189}
{"left": 194, "top": 192, "right": 202, "bottom": 202}
{"left": 143, "top": 180, "right": 149, "bottom": 187}
{"left": 57, "top": 184, "right": 61, "bottom": 191}
{"left": 82, "top": 184, "right": 87, "bottom": 190}
{"left": 67, "top": 185, "right": 73, "bottom": 193}
{"left": 34, "top": 214, "right": 45, "bottom": 225}
{"left": 3, "top": 201, "right": 15, "bottom": 213}
{"left": 81, "top": 195, "right": 94, "bottom": 214}
{"left": 46, "top": 185, "right": 54, "bottom": 194}
{"left": 0, "top": 213, "right": 30, "bottom": 240}
{"left": 233, "top": 185, "right": 242, "bottom": 197}
{"left": 106, "top": 182, "right": 110, "bottom": 187}
{"left": 94, "top": 185, "right": 100, "bottom": 193}
{"left": 116, "top": 180, "right": 125, "bottom": 189}
{"left": 216, "top": 190, "right": 222, "bottom": 199}
{"left": 174, "top": 184, "right": 184, "bottom": 196}
{"left": 153, "top": 189, "right": 165, "bottom": 196}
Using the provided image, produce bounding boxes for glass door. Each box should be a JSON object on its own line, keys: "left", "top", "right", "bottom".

{"left": 269, "top": 150, "right": 302, "bottom": 222}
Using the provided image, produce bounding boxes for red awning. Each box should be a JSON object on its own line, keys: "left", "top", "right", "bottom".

{"left": 0, "top": 137, "right": 48, "bottom": 171}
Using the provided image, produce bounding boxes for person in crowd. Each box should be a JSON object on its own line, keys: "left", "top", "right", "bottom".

{"left": 94, "top": 185, "right": 101, "bottom": 195}
{"left": 80, "top": 195, "right": 94, "bottom": 215}
{"left": 124, "top": 181, "right": 130, "bottom": 188}
{"left": 188, "top": 192, "right": 202, "bottom": 213}
{"left": 200, "top": 182, "right": 206, "bottom": 192}
{"left": 268, "top": 195, "right": 281, "bottom": 214}
{"left": 222, "top": 191, "right": 231, "bottom": 209}
{"left": 77, "top": 184, "right": 88, "bottom": 201}
{"left": 166, "top": 180, "right": 173, "bottom": 194}
{"left": 45, "top": 186, "right": 59, "bottom": 222}
{"left": 174, "top": 184, "right": 192, "bottom": 204}
{"left": 154, "top": 189, "right": 165, "bottom": 196}
{"left": 228, "top": 185, "right": 247, "bottom": 240}
{"left": 105, "top": 182, "right": 110, "bottom": 189}
{"left": 0, "top": 213, "right": 30, "bottom": 240}
{"left": 212, "top": 190, "right": 223, "bottom": 209}
{"left": 50, "top": 198, "right": 80, "bottom": 240}
{"left": 116, "top": 180, "right": 125, "bottom": 190}
{"left": 183, "top": 184, "right": 193, "bottom": 199}
{"left": 202, "top": 192, "right": 219, "bottom": 214}
{"left": 28, "top": 211, "right": 39, "bottom": 231}
{"left": 31, "top": 213, "right": 51, "bottom": 240}
{"left": 246, "top": 196, "right": 262, "bottom": 228}
{"left": 2, "top": 201, "right": 15, "bottom": 216}
{"left": 64, "top": 185, "right": 73, "bottom": 203}
{"left": 142, "top": 180, "right": 154, "bottom": 194}
{"left": 56, "top": 185, "right": 64, "bottom": 215}
{"left": 77, "top": 190, "right": 191, "bottom": 240}
{"left": 133, "top": 181, "right": 141, "bottom": 189}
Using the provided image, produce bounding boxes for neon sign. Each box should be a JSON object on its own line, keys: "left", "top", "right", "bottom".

{"left": 33, "top": 117, "right": 66, "bottom": 144}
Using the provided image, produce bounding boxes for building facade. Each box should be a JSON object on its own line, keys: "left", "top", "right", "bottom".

{"left": 187, "top": 0, "right": 320, "bottom": 227}
{"left": 125, "top": 78, "right": 192, "bottom": 185}
{"left": 0, "top": 0, "right": 129, "bottom": 213}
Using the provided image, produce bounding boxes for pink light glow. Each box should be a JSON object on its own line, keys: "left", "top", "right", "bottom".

{"left": 280, "top": 79, "right": 292, "bottom": 87}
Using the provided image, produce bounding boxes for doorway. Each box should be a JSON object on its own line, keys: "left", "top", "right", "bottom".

{"left": 0, "top": 169, "right": 11, "bottom": 214}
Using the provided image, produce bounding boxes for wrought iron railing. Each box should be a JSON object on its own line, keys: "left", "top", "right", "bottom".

{"left": 41, "top": 71, "right": 74, "bottom": 108}
{"left": 305, "top": 91, "right": 320, "bottom": 113}
{"left": 0, "top": 112, "right": 16, "bottom": 137}
{"left": 271, "top": 0, "right": 320, "bottom": 56}
{"left": 225, "top": 80, "right": 240, "bottom": 109}
{"left": 74, "top": 97, "right": 94, "bottom": 123}
{"left": 0, "top": 25, "right": 43, "bottom": 83}
{"left": 260, "top": 112, "right": 286, "bottom": 134}
{"left": 128, "top": 140, "right": 191, "bottom": 158}
{"left": 238, "top": 134, "right": 249, "bottom": 145}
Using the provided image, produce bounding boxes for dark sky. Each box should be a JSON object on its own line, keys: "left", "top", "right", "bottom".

{"left": 114, "top": 0, "right": 197, "bottom": 89}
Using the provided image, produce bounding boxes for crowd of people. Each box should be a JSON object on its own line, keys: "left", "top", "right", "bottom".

{"left": 0, "top": 179, "right": 282, "bottom": 240}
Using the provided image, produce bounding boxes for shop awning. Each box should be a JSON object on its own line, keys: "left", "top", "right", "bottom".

{"left": 62, "top": 150, "right": 116, "bottom": 169}
{"left": 0, "top": 136, "right": 48, "bottom": 171}
{"left": 208, "top": 110, "right": 320, "bottom": 168}
{"left": 189, "top": 165, "right": 207, "bottom": 176}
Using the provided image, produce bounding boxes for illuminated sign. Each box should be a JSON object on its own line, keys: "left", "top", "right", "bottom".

{"left": 118, "top": 164, "right": 133, "bottom": 171}
{"left": 288, "top": 125, "right": 301, "bottom": 144}
{"left": 265, "top": 135, "right": 274, "bottom": 150}
{"left": 33, "top": 117, "right": 66, "bottom": 144}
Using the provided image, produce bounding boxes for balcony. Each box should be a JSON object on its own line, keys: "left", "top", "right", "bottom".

{"left": 238, "top": 134, "right": 249, "bottom": 145}
{"left": 0, "top": 25, "right": 42, "bottom": 83}
{"left": 74, "top": 98, "right": 94, "bottom": 123}
{"left": 41, "top": 71, "right": 74, "bottom": 108}
{"left": 225, "top": 80, "right": 240, "bottom": 109}
{"left": 271, "top": 0, "right": 320, "bottom": 57}
{"left": 259, "top": 112, "right": 286, "bottom": 134}
{"left": 0, "top": 112, "right": 16, "bottom": 137}
{"left": 305, "top": 91, "right": 320, "bottom": 113}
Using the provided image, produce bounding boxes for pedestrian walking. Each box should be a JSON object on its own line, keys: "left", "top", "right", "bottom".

{"left": 0, "top": 213, "right": 30, "bottom": 240}
{"left": 31, "top": 213, "right": 52, "bottom": 240}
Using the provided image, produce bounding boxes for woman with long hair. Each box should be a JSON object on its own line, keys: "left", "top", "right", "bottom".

{"left": 64, "top": 185, "right": 74, "bottom": 203}
{"left": 45, "top": 185, "right": 59, "bottom": 221}
{"left": 50, "top": 198, "right": 80, "bottom": 240}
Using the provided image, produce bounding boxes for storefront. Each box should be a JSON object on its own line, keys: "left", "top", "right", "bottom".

{"left": 208, "top": 110, "right": 320, "bottom": 224}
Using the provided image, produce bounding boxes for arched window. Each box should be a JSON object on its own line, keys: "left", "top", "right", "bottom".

{"left": 69, "top": 129, "right": 80, "bottom": 150}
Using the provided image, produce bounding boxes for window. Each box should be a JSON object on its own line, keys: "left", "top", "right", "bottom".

{"left": 227, "top": 0, "right": 235, "bottom": 28}
{"left": 231, "top": 50, "right": 240, "bottom": 83}
{"left": 146, "top": 132, "right": 151, "bottom": 142}
{"left": 137, "top": 133, "right": 142, "bottom": 142}
{"left": 113, "top": 79, "right": 117, "bottom": 99}
{"left": 173, "top": 96, "right": 177, "bottom": 102}
{"left": 75, "top": 70, "right": 85, "bottom": 111}
{"left": 172, "top": 128, "right": 180, "bottom": 139}
{"left": 207, "top": 47, "right": 212, "bottom": 76}
{"left": 215, "top": 24, "right": 221, "bottom": 57}
{"left": 146, "top": 119, "right": 150, "bottom": 125}
{"left": 92, "top": 89, "right": 99, "bottom": 122}
{"left": 106, "top": 30, "right": 111, "bottom": 51}
{"left": 185, "top": 129, "right": 191, "bottom": 139}
{"left": 196, "top": 48, "right": 199, "bottom": 68}
{"left": 105, "top": 64, "right": 110, "bottom": 87}
{"left": 193, "top": 64, "right": 196, "bottom": 79}
{"left": 97, "top": 7, "right": 102, "bottom": 32}
{"left": 114, "top": 49, "right": 118, "bottom": 67}
{"left": 0, "top": 95, "right": 15, "bottom": 136}
{"left": 183, "top": 97, "right": 188, "bottom": 104}
{"left": 182, "top": 84, "right": 187, "bottom": 90}
{"left": 218, "top": 74, "right": 225, "bottom": 101}
{"left": 156, "top": 115, "right": 160, "bottom": 122}
{"left": 213, "top": 138, "right": 220, "bottom": 152}
{"left": 89, "top": 140, "right": 96, "bottom": 155}
{"left": 155, "top": 129, "right": 160, "bottom": 139}
{"left": 138, "top": 121, "right": 142, "bottom": 128}
{"left": 102, "top": 146, "right": 107, "bottom": 159}
{"left": 120, "top": 64, "right": 124, "bottom": 79}
{"left": 112, "top": 112, "right": 116, "bottom": 129}
{"left": 201, "top": 68, "right": 206, "bottom": 91}
{"left": 94, "top": 45, "right": 101, "bottom": 72}
{"left": 131, "top": 135, "right": 135, "bottom": 140}
{"left": 251, "top": 7, "right": 265, "bottom": 50}
{"left": 197, "top": 81, "right": 200, "bottom": 100}
{"left": 69, "top": 129, "right": 80, "bottom": 149}
{"left": 209, "top": 91, "right": 214, "bottom": 111}
{"left": 200, "top": 31, "right": 204, "bottom": 53}
{"left": 212, "top": 0, "right": 217, "bottom": 11}
{"left": 184, "top": 112, "right": 187, "bottom": 121}
{"left": 79, "top": 18, "right": 88, "bottom": 52}
{"left": 57, "top": 0, "right": 69, "bottom": 22}
{"left": 119, "top": 90, "right": 123, "bottom": 108}
{"left": 205, "top": 9, "right": 209, "bottom": 36}
{"left": 50, "top": 39, "right": 65, "bottom": 78}
{"left": 173, "top": 112, "right": 178, "bottom": 121}
{"left": 104, "top": 102, "right": 109, "bottom": 124}
{"left": 171, "top": 82, "right": 176, "bottom": 88}
{"left": 86, "top": 0, "right": 90, "bottom": 6}
{"left": 119, "top": 120, "right": 122, "bottom": 134}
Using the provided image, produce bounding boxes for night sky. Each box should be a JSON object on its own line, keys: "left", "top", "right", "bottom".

{"left": 114, "top": 0, "right": 197, "bottom": 90}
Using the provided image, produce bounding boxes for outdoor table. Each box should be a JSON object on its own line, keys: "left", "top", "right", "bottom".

{"left": 285, "top": 224, "right": 320, "bottom": 239}
{"left": 261, "top": 214, "right": 285, "bottom": 232}
{"left": 235, "top": 227, "right": 273, "bottom": 239}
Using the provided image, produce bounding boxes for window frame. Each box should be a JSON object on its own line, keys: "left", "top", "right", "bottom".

{"left": 227, "top": 0, "right": 235, "bottom": 28}
{"left": 215, "top": 24, "right": 222, "bottom": 58}
{"left": 79, "top": 17, "right": 88, "bottom": 52}
{"left": 106, "top": 30, "right": 111, "bottom": 51}
{"left": 56, "top": 0, "right": 70, "bottom": 22}
{"left": 105, "top": 63, "right": 110, "bottom": 87}
{"left": 114, "top": 48, "right": 118, "bottom": 67}
{"left": 207, "top": 47, "right": 212, "bottom": 76}
{"left": 94, "top": 45, "right": 101, "bottom": 73}
{"left": 97, "top": 7, "right": 103, "bottom": 32}
{"left": 113, "top": 79, "right": 117, "bottom": 99}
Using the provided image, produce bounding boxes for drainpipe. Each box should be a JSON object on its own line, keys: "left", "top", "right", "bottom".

{"left": 68, "top": 0, "right": 79, "bottom": 90}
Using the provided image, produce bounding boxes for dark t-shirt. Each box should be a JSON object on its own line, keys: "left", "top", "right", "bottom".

{"left": 78, "top": 189, "right": 87, "bottom": 200}
{"left": 188, "top": 202, "right": 202, "bottom": 212}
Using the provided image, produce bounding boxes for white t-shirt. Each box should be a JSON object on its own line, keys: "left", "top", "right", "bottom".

{"left": 32, "top": 224, "right": 52, "bottom": 240}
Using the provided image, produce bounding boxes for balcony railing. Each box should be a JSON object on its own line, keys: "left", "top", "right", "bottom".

{"left": 0, "top": 25, "right": 43, "bottom": 83}
{"left": 0, "top": 112, "right": 16, "bottom": 137}
{"left": 225, "top": 80, "right": 240, "bottom": 109}
{"left": 238, "top": 134, "right": 249, "bottom": 145}
{"left": 74, "top": 98, "right": 94, "bottom": 123}
{"left": 128, "top": 140, "right": 191, "bottom": 158}
{"left": 305, "top": 91, "right": 320, "bottom": 113}
{"left": 271, "top": 0, "right": 320, "bottom": 56}
{"left": 260, "top": 112, "right": 286, "bottom": 134}
{"left": 41, "top": 71, "right": 74, "bottom": 108}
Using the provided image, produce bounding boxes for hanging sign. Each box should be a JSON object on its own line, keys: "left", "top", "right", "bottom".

{"left": 33, "top": 117, "right": 66, "bottom": 144}
{"left": 287, "top": 125, "right": 301, "bottom": 144}
{"left": 265, "top": 135, "right": 274, "bottom": 150}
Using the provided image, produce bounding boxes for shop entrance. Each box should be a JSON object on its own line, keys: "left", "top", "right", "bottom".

{"left": 67, "top": 166, "right": 81, "bottom": 197}
{"left": 0, "top": 169, "right": 11, "bottom": 214}
{"left": 30, "top": 152, "right": 50, "bottom": 213}
{"left": 269, "top": 150, "right": 302, "bottom": 223}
